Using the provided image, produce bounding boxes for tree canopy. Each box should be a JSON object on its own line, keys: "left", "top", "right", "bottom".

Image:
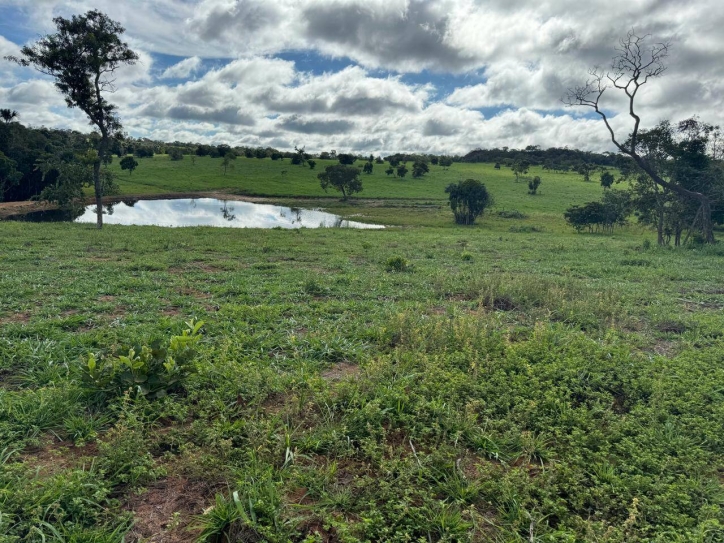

{"left": 318, "top": 164, "right": 362, "bottom": 200}
{"left": 445, "top": 179, "right": 492, "bottom": 225}
{"left": 7, "top": 10, "right": 138, "bottom": 228}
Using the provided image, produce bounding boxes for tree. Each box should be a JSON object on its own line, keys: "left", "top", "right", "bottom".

{"left": 318, "top": 164, "right": 362, "bottom": 200}
{"left": 528, "top": 176, "right": 541, "bottom": 195}
{"left": 600, "top": 171, "right": 615, "bottom": 189}
{"left": 565, "top": 30, "right": 716, "bottom": 243}
{"left": 291, "top": 146, "right": 306, "bottom": 165}
{"left": 430, "top": 156, "right": 439, "bottom": 166}
{"left": 338, "top": 153, "right": 357, "bottom": 165}
{"left": 412, "top": 160, "right": 429, "bottom": 178}
{"left": 7, "top": 10, "right": 138, "bottom": 228}
{"left": 307, "top": 159, "right": 316, "bottom": 170}
{"left": 396, "top": 164, "right": 409, "bottom": 178}
{"left": 222, "top": 151, "right": 236, "bottom": 175}
{"left": 511, "top": 159, "right": 529, "bottom": 182}
{"left": 119, "top": 156, "right": 138, "bottom": 175}
{"left": 439, "top": 156, "right": 453, "bottom": 169}
{"left": 363, "top": 161, "right": 373, "bottom": 174}
{"left": 385, "top": 167, "right": 394, "bottom": 176}
{"left": 0, "top": 109, "right": 18, "bottom": 124}
{"left": 168, "top": 148, "right": 183, "bottom": 161}
{"left": 445, "top": 179, "right": 492, "bottom": 225}
{"left": 575, "top": 162, "right": 596, "bottom": 182}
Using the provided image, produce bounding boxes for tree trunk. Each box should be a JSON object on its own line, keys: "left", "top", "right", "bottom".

{"left": 657, "top": 207, "right": 664, "bottom": 246}
{"left": 93, "top": 159, "right": 103, "bottom": 229}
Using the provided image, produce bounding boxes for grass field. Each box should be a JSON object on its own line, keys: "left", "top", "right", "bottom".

{"left": 110, "top": 155, "right": 607, "bottom": 216}
{"left": 2, "top": 159, "right": 724, "bottom": 542}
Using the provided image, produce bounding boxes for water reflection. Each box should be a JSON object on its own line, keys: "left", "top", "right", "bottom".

{"left": 5, "top": 198, "right": 384, "bottom": 229}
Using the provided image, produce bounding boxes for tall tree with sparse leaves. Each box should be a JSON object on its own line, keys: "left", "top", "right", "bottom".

{"left": 6, "top": 10, "right": 138, "bottom": 228}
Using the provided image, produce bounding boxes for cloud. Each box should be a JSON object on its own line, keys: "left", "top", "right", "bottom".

{"left": 160, "top": 56, "right": 202, "bottom": 79}
{"left": 1, "top": 0, "right": 723, "bottom": 154}
{"left": 278, "top": 115, "right": 355, "bottom": 134}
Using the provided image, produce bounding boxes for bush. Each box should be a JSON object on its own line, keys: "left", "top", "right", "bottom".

{"left": 385, "top": 256, "right": 411, "bottom": 272}
{"left": 445, "top": 179, "right": 493, "bottom": 225}
{"left": 82, "top": 320, "right": 204, "bottom": 400}
{"left": 528, "top": 175, "right": 541, "bottom": 195}
{"left": 169, "top": 148, "right": 184, "bottom": 161}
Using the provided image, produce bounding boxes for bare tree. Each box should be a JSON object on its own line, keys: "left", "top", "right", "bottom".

{"left": 564, "top": 30, "right": 715, "bottom": 243}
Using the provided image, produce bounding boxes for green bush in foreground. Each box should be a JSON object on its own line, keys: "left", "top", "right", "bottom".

{"left": 82, "top": 319, "right": 204, "bottom": 400}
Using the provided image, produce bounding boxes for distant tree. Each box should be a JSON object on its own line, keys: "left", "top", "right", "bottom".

{"left": 575, "top": 162, "right": 596, "bottom": 182}
{"left": 388, "top": 156, "right": 401, "bottom": 167}
{"left": 511, "top": 159, "right": 530, "bottom": 182}
{"left": 319, "top": 151, "right": 331, "bottom": 160}
{"left": 600, "top": 171, "right": 615, "bottom": 189}
{"left": 221, "top": 151, "right": 236, "bottom": 175}
{"left": 430, "top": 156, "right": 439, "bottom": 166}
{"left": 307, "top": 159, "right": 316, "bottom": 170}
{"left": 494, "top": 162, "right": 501, "bottom": 169}
{"left": 0, "top": 109, "right": 18, "bottom": 124}
{"left": 291, "top": 146, "right": 307, "bottom": 166}
{"left": 528, "top": 175, "right": 541, "bottom": 195}
{"left": 363, "top": 161, "right": 373, "bottom": 174}
{"left": 375, "top": 156, "right": 384, "bottom": 164}
{"left": 385, "top": 167, "right": 394, "bottom": 176}
{"left": 338, "top": 153, "right": 357, "bottom": 165}
{"left": 439, "top": 156, "right": 453, "bottom": 168}
{"left": 119, "top": 156, "right": 138, "bottom": 175}
{"left": 216, "top": 144, "right": 231, "bottom": 157}
{"left": 396, "top": 164, "right": 409, "bottom": 178}
{"left": 168, "top": 148, "right": 183, "bottom": 161}
{"left": 254, "top": 147, "right": 267, "bottom": 159}
{"left": 7, "top": 10, "right": 139, "bottom": 228}
{"left": 318, "top": 164, "right": 362, "bottom": 200}
{"left": 445, "top": 179, "right": 492, "bottom": 225}
{"left": 270, "top": 151, "right": 283, "bottom": 161}
{"left": 412, "top": 160, "right": 429, "bottom": 178}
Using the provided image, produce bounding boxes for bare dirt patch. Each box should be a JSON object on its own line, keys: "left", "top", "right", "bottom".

{"left": 0, "top": 311, "right": 31, "bottom": 325}
{"left": 125, "top": 477, "right": 215, "bottom": 543}
{"left": 321, "top": 362, "right": 361, "bottom": 381}
{"left": 20, "top": 437, "right": 98, "bottom": 476}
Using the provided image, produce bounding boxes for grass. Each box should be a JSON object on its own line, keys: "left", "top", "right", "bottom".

{"left": 110, "top": 155, "right": 607, "bottom": 215}
{"left": 2, "top": 160, "right": 724, "bottom": 541}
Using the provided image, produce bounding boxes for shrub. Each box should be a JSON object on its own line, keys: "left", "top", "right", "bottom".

{"left": 385, "top": 256, "right": 411, "bottom": 272}
{"left": 445, "top": 179, "right": 493, "bottom": 225}
{"left": 82, "top": 319, "right": 204, "bottom": 400}
{"left": 168, "top": 148, "right": 184, "bottom": 161}
{"left": 412, "top": 160, "right": 429, "bottom": 178}
{"left": 528, "top": 175, "right": 541, "bottom": 195}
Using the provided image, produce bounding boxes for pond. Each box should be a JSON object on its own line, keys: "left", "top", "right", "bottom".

{"left": 3, "top": 198, "right": 385, "bottom": 229}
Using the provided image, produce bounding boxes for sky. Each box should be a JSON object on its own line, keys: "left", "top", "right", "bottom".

{"left": 0, "top": 0, "right": 722, "bottom": 156}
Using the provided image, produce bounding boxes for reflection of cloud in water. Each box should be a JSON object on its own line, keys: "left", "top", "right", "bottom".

{"left": 75, "top": 199, "right": 384, "bottom": 229}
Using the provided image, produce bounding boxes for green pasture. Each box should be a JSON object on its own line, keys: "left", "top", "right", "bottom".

{"left": 2, "top": 161, "right": 723, "bottom": 542}
{"left": 110, "top": 155, "right": 607, "bottom": 215}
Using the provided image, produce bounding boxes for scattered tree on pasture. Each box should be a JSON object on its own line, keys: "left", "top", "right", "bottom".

{"left": 564, "top": 30, "right": 717, "bottom": 243}
{"left": 119, "top": 156, "right": 138, "bottom": 175}
{"left": 307, "top": 159, "right": 316, "bottom": 170}
{"left": 338, "top": 153, "right": 357, "bottom": 165}
{"left": 511, "top": 159, "right": 530, "bottom": 182}
{"left": 430, "top": 156, "right": 439, "bottom": 165}
{"left": 575, "top": 162, "right": 596, "bottom": 182}
{"left": 396, "top": 164, "right": 409, "bottom": 178}
{"left": 6, "top": 10, "right": 138, "bottom": 228}
{"left": 385, "top": 166, "right": 394, "bottom": 176}
{"left": 318, "top": 164, "right": 362, "bottom": 200}
{"left": 600, "top": 171, "right": 615, "bottom": 189}
{"left": 528, "top": 176, "right": 541, "bottom": 195}
{"left": 168, "top": 148, "right": 183, "bottom": 161}
{"left": 439, "top": 156, "right": 453, "bottom": 168}
{"left": 412, "top": 160, "right": 429, "bottom": 178}
{"left": 363, "top": 161, "right": 373, "bottom": 174}
{"left": 221, "top": 151, "right": 236, "bottom": 175}
{"left": 445, "top": 179, "right": 492, "bottom": 225}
